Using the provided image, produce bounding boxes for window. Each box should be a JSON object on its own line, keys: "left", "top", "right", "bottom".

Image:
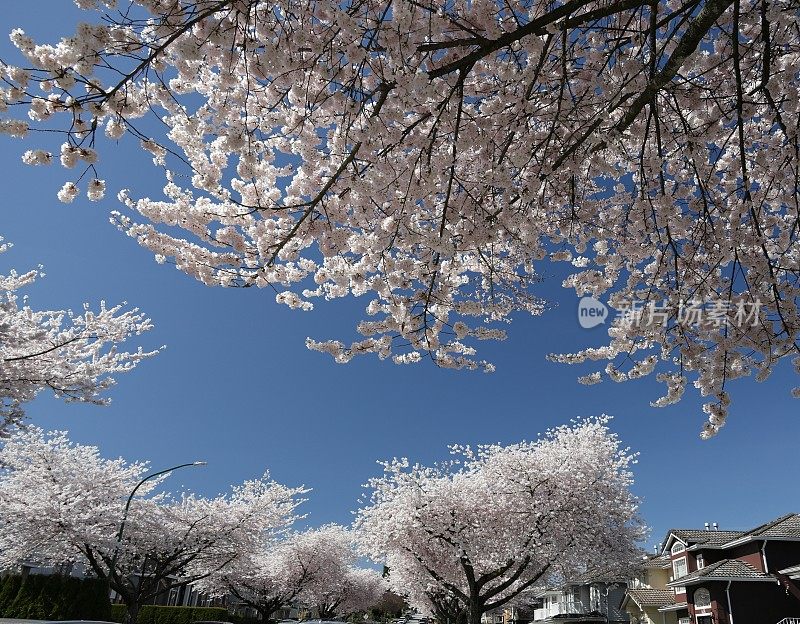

{"left": 671, "top": 542, "right": 686, "bottom": 555}
{"left": 697, "top": 553, "right": 705, "bottom": 568}
{"left": 678, "top": 618, "right": 691, "bottom": 624}
{"left": 673, "top": 556, "right": 688, "bottom": 580}
{"left": 694, "top": 588, "right": 711, "bottom": 608}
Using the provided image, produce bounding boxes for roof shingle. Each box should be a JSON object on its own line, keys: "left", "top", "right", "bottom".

{"left": 669, "top": 559, "right": 771, "bottom": 586}
{"left": 668, "top": 529, "right": 744, "bottom": 547}
{"left": 625, "top": 589, "right": 676, "bottom": 609}
{"left": 729, "top": 513, "right": 800, "bottom": 541}
{"left": 642, "top": 554, "right": 671, "bottom": 569}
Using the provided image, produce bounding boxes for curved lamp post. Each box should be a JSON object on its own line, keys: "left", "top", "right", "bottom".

{"left": 114, "top": 460, "right": 207, "bottom": 552}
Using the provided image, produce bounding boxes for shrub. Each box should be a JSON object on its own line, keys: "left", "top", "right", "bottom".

{"left": 59, "top": 577, "right": 83, "bottom": 619}
{"left": 7, "top": 575, "right": 36, "bottom": 618}
{"left": 0, "top": 575, "right": 22, "bottom": 615}
{"left": 111, "top": 602, "right": 129, "bottom": 622}
{"left": 138, "top": 605, "right": 230, "bottom": 624}
{"left": 0, "top": 573, "right": 111, "bottom": 620}
{"left": 112, "top": 604, "right": 232, "bottom": 624}
{"left": 35, "top": 575, "right": 60, "bottom": 618}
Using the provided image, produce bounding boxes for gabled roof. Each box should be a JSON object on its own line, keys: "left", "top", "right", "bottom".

{"left": 566, "top": 568, "right": 628, "bottom": 585}
{"left": 667, "top": 559, "right": 774, "bottom": 586}
{"left": 622, "top": 588, "right": 675, "bottom": 610}
{"left": 659, "top": 513, "right": 800, "bottom": 555}
{"left": 664, "top": 529, "right": 745, "bottom": 551}
{"left": 721, "top": 514, "right": 800, "bottom": 547}
{"left": 642, "top": 554, "right": 671, "bottom": 569}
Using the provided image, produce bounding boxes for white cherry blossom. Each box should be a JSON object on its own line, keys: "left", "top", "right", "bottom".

{"left": 0, "top": 428, "right": 307, "bottom": 624}
{"left": 355, "top": 417, "right": 644, "bottom": 624}
{"left": 3, "top": 0, "right": 800, "bottom": 435}
{"left": 0, "top": 237, "right": 157, "bottom": 434}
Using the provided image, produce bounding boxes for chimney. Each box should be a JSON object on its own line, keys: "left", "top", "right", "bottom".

{"left": 653, "top": 545, "right": 658, "bottom": 554}
{"left": 704, "top": 522, "right": 710, "bottom": 531}
{"left": 713, "top": 522, "right": 719, "bottom": 531}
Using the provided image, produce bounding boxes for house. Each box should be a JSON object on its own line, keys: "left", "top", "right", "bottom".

{"left": 620, "top": 554, "right": 677, "bottom": 624}
{"left": 659, "top": 514, "right": 800, "bottom": 624}
{"left": 503, "top": 603, "right": 537, "bottom": 624}
{"left": 530, "top": 571, "right": 629, "bottom": 623}
{"left": 482, "top": 607, "right": 506, "bottom": 624}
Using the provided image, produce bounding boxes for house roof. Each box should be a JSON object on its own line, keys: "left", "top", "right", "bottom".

{"left": 660, "top": 513, "right": 800, "bottom": 556}
{"left": 642, "top": 554, "right": 671, "bottom": 569}
{"left": 667, "top": 529, "right": 745, "bottom": 549}
{"left": 566, "top": 568, "right": 628, "bottom": 585}
{"left": 721, "top": 513, "right": 800, "bottom": 546}
{"left": 668, "top": 559, "right": 774, "bottom": 586}
{"left": 533, "top": 588, "right": 563, "bottom": 598}
{"left": 658, "top": 602, "right": 688, "bottom": 613}
{"left": 779, "top": 564, "right": 800, "bottom": 578}
{"left": 623, "top": 589, "right": 676, "bottom": 610}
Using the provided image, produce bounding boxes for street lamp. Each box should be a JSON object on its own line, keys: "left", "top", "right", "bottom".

{"left": 115, "top": 461, "right": 208, "bottom": 549}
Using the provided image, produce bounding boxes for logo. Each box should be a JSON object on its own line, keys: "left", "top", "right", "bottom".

{"left": 578, "top": 296, "right": 608, "bottom": 329}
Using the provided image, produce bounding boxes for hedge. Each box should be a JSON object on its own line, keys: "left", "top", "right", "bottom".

{"left": 112, "top": 603, "right": 129, "bottom": 622}
{"left": 0, "top": 573, "right": 112, "bottom": 620}
{"left": 111, "top": 604, "right": 231, "bottom": 624}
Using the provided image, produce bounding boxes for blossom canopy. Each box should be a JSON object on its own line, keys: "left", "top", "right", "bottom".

{"left": 1, "top": 0, "right": 799, "bottom": 436}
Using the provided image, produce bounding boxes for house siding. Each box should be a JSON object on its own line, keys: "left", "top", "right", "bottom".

{"left": 725, "top": 541, "right": 765, "bottom": 571}
{"left": 685, "top": 580, "right": 800, "bottom": 624}
{"left": 766, "top": 540, "right": 800, "bottom": 571}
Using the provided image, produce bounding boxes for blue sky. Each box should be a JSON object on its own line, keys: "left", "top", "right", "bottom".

{"left": 1, "top": 1, "right": 798, "bottom": 552}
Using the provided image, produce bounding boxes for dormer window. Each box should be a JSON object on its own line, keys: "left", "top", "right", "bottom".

{"left": 671, "top": 542, "right": 686, "bottom": 555}
{"left": 672, "top": 554, "right": 688, "bottom": 595}
{"left": 697, "top": 554, "right": 705, "bottom": 569}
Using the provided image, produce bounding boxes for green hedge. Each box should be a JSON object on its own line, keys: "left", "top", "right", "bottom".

{"left": 111, "top": 604, "right": 231, "bottom": 624}
{"left": 0, "top": 573, "right": 112, "bottom": 620}
{"left": 112, "top": 603, "right": 129, "bottom": 622}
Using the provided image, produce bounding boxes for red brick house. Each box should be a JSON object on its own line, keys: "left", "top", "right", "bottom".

{"left": 659, "top": 514, "right": 800, "bottom": 624}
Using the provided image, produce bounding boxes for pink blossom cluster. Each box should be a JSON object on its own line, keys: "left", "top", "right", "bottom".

{"left": 356, "top": 417, "right": 644, "bottom": 624}
{"left": 0, "top": 236, "right": 158, "bottom": 434}
{"left": 2, "top": 0, "right": 799, "bottom": 435}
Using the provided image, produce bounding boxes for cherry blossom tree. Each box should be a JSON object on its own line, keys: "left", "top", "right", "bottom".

{"left": 197, "top": 523, "right": 385, "bottom": 620}
{"left": 193, "top": 539, "right": 309, "bottom": 622}
{"left": 0, "top": 428, "right": 307, "bottom": 624}
{"left": 355, "top": 417, "right": 644, "bottom": 624}
{"left": 196, "top": 524, "right": 352, "bottom": 621}
{"left": 0, "top": 237, "right": 157, "bottom": 434}
{"left": 2, "top": 0, "right": 799, "bottom": 435}
{"left": 366, "top": 590, "right": 407, "bottom": 622}
{"left": 306, "top": 564, "right": 387, "bottom": 619}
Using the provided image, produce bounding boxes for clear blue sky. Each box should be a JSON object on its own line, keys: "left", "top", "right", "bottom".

{"left": 1, "top": 1, "right": 798, "bottom": 552}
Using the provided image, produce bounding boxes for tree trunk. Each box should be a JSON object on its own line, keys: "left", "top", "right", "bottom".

{"left": 467, "top": 602, "right": 483, "bottom": 624}
{"left": 125, "top": 601, "right": 140, "bottom": 624}
{"left": 317, "top": 604, "right": 336, "bottom": 619}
